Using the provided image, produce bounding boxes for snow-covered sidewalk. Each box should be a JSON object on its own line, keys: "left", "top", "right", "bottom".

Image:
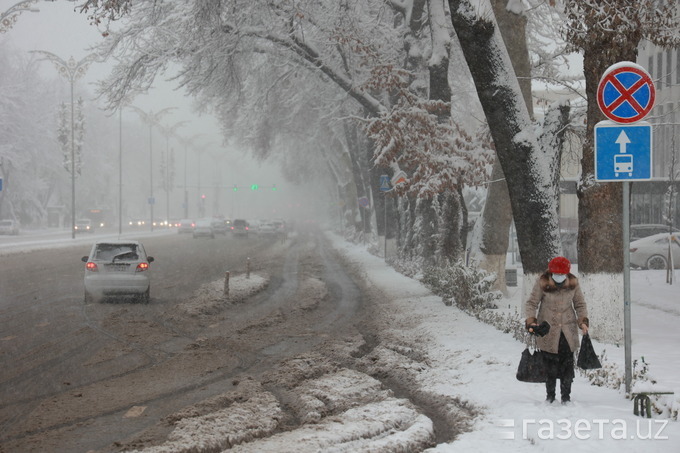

{"left": 328, "top": 234, "right": 680, "bottom": 452}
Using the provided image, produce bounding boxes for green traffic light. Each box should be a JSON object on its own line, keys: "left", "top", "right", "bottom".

{"left": 251, "top": 184, "right": 258, "bottom": 190}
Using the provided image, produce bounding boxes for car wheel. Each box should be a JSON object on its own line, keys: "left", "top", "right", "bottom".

{"left": 139, "top": 288, "right": 150, "bottom": 304}
{"left": 84, "top": 289, "right": 94, "bottom": 304}
{"left": 646, "top": 255, "right": 667, "bottom": 270}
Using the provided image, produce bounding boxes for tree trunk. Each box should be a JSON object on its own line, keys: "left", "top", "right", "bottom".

{"left": 472, "top": 0, "right": 534, "bottom": 292}
{"left": 449, "top": 0, "right": 561, "bottom": 276}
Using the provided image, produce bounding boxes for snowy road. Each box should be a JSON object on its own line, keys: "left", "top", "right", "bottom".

{"left": 0, "top": 229, "right": 467, "bottom": 452}
{"left": 1, "top": 229, "right": 678, "bottom": 452}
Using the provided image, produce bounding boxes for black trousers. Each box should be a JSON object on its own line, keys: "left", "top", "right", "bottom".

{"left": 542, "top": 332, "right": 574, "bottom": 400}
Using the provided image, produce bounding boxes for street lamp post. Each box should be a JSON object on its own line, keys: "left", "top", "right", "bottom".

{"left": 158, "top": 121, "right": 188, "bottom": 226}
{"left": 130, "top": 106, "right": 175, "bottom": 231}
{"left": 193, "top": 142, "right": 213, "bottom": 218}
{"left": 176, "top": 134, "right": 203, "bottom": 219}
{"left": 33, "top": 51, "right": 96, "bottom": 239}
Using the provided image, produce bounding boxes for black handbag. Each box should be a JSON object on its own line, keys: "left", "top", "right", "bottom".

{"left": 577, "top": 333, "right": 602, "bottom": 369}
{"left": 516, "top": 336, "right": 547, "bottom": 383}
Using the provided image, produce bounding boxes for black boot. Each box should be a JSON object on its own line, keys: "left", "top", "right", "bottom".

{"left": 546, "top": 378, "right": 556, "bottom": 403}
{"left": 560, "top": 379, "right": 572, "bottom": 404}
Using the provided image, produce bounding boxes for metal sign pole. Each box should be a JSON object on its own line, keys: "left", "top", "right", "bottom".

{"left": 623, "top": 181, "right": 632, "bottom": 394}
{"left": 384, "top": 193, "right": 387, "bottom": 261}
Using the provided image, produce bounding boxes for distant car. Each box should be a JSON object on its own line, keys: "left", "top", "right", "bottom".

{"left": 231, "top": 218, "right": 249, "bottom": 237}
{"left": 272, "top": 219, "right": 286, "bottom": 232}
{"left": 128, "top": 219, "right": 146, "bottom": 228}
{"left": 211, "top": 218, "right": 229, "bottom": 235}
{"left": 81, "top": 240, "right": 155, "bottom": 303}
{"left": 193, "top": 218, "right": 215, "bottom": 238}
{"left": 629, "top": 233, "right": 680, "bottom": 270}
{"left": 75, "top": 218, "right": 95, "bottom": 233}
{"left": 178, "top": 219, "right": 195, "bottom": 234}
{"left": 0, "top": 219, "right": 20, "bottom": 235}
{"left": 258, "top": 222, "right": 276, "bottom": 235}
{"left": 630, "top": 224, "right": 680, "bottom": 242}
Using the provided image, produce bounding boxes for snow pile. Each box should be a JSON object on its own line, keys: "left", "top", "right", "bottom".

{"left": 173, "top": 273, "right": 268, "bottom": 317}
{"left": 128, "top": 380, "right": 282, "bottom": 453}
{"left": 230, "top": 399, "right": 433, "bottom": 453}
{"left": 291, "top": 368, "right": 391, "bottom": 423}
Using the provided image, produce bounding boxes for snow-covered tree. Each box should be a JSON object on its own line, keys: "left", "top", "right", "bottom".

{"left": 0, "top": 47, "right": 63, "bottom": 225}
{"left": 82, "top": 0, "right": 493, "bottom": 262}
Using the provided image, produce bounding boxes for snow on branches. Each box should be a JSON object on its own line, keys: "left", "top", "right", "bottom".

{"left": 363, "top": 64, "right": 493, "bottom": 199}
{"left": 563, "top": 0, "right": 680, "bottom": 51}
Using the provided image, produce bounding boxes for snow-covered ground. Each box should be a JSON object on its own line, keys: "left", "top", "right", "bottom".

{"left": 327, "top": 234, "right": 680, "bottom": 452}
{"left": 4, "top": 230, "right": 678, "bottom": 451}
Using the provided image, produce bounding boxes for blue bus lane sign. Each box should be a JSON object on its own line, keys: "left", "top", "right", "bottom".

{"left": 594, "top": 120, "right": 652, "bottom": 182}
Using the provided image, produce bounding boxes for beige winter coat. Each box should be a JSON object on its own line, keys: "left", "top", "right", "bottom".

{"left": 525, "top": 273, "right": 589, "bottom": 354}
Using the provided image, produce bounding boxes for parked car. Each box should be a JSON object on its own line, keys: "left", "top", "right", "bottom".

{"left": 231, "top": 218, "right": 249, "bottom": 237}
{"left": 178, "top": 219, "right": 195, "bottom": 234}
{"left": 81, "top": 240, "right": 155, "bottom": 303}
{"left": 193, "top": 218, "right": 215, "bottom": 238}
{"left": 630, "top": 224, "right": 680, "bottom": 242}
{"left": 629, "top": 233, "right": 680, "bottom": 270}
{"left": 75, "top": 218, "right": 95, "bottom": 233}
{"left": 0, "top": 219, "right": 20, "bottom": 235}
{"left": 211, "top": 218, "right": 229, "bottom": 235}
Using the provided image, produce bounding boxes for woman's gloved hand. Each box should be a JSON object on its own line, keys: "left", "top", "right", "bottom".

{"left": 528, "top": 321, "right": 551, "bottom": 337}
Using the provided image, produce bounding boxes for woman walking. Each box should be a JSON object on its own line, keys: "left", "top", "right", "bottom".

{"left": 525, "top": 256, "right": 589, "bottom": 404}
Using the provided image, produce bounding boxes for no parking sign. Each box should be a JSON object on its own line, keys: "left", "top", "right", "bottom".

{"left": 597, "top": 62, "right": 655, "bottom": 124}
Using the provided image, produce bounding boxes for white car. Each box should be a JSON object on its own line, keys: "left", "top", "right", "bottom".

{"left": 0, "top": 219, "right": 20, "bottom": 235}
{"left": 82, "top": 240, "right": 155, "bottom": 303}
{"left": 258, "top": 222, "right": 276, "bottom": 235}
{"left": 177, "top": 219, "right": 195, "bottom": 233}
{"left": 629, "top": 233, "right": 680, "bottom": 270}
{"left": 193, "top": 218, "right": 215, "bottom": 238}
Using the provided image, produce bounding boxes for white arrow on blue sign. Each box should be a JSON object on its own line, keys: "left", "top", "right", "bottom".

{"left": 594, "top": 120, "right": 652, "bottom": 182}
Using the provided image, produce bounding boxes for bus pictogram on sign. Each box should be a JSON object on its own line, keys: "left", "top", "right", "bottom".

{"left": 596, "top": 62, "right": 655, "bottom": 124}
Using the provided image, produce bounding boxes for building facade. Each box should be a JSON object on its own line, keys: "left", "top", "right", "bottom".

{"left": 636, "top": 28, "right": 680, "bottom": 227}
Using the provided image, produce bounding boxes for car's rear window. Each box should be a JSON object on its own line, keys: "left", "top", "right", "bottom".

{"left": 234, "top": 220, "right": 247, "bottom": 227}
{"left": 95, "top": 244, "right": 139, "bottom": 261}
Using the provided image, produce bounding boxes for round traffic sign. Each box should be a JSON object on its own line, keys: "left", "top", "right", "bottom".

{"left": 597, "top": 62, "right": 655, "bottom": 123}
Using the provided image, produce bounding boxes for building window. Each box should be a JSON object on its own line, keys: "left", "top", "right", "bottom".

{"left": 657, "top": 52, "right": 663, "bottom": 90}
{"left": 667, "top": 49, "right": 672, "bottom": 87}
{"left": 676, "top": 48, "right": 680, "bottom": 84}
{"left": 649, "top": 55, "right": 655, "bottom": 80}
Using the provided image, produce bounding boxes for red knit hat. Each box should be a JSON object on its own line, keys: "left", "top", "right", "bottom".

{"left": 548, "top": 256, "right": 571, "bottom": 274}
